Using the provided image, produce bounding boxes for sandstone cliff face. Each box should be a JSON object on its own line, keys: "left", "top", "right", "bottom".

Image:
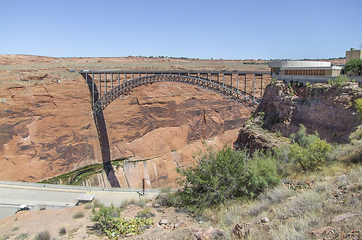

{"left": 235, "top": 81, "right": 362, "bottom": 150}
{"left": 0, "top": 77, "right": 101, "bottom": 182}
{"left": 0, "top": 55, "right": 255, "bottom": 188}
{"left": 94, "top": 82, "right": 249, "bottom": 188}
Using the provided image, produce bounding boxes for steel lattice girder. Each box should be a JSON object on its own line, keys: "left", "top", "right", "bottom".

{"left": 90, "top": 74, "right": 261, "bottom": 116}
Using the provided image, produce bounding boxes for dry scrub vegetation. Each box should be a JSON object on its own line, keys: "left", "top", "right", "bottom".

{"left": 201, "top": 166, "right": 362, "bottom": 239}
{"left": 155, "top": 121, "right": 362, "bottom": 239}
{"left": 1, "top": 126, "right": 361, "bottom": 239}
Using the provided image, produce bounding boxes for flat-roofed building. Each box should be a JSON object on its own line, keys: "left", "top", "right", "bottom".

{"left": 346, "top": 48, "right": 362, "bottom": 62}
{"left": 269, "top": 61, "right": 342, "bottom": 77}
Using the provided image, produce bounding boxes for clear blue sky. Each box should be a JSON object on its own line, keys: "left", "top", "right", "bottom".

{"left": 1, "top": 0, "right": 361, "bottom": 60}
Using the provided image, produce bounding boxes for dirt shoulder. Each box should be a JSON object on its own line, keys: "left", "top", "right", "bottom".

{"left": 0, "top": 199, "right": 208, "bottom": 240}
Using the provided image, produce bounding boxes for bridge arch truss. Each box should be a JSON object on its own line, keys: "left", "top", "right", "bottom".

{"left": 80, "top": 70, "right": 269, "bottom": 116}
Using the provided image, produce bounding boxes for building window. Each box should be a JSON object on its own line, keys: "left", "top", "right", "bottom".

{"left": 285, "top": 69, "right": 326, "bottom": 76}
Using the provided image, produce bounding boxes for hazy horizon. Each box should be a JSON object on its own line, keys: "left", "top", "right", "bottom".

{"left": 1, "top": 0, "right": 361, "bottom": 60}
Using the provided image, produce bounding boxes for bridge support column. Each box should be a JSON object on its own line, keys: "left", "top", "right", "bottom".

{"left": 253, "top": 74, "right": 256, "bottom": 106}
{"left": 230, "top": 74, "right": 233, "bottom": 88}
{"left": 261, "top": 74, "right": 263, "bottom": 98}
{"left": 98, "top": 74, "right": 101, "bottom": 100}
{"left": 222, "top": 73, "right": 225, "bottom": 89}
{"left": 92, "top": 73, "right": 95, "bottom": 105}
{"left": 104, "top": 73, "right": 107, "bottom": 96}
{"left": 237, "top": 74, "right": 239, "bottom": 94}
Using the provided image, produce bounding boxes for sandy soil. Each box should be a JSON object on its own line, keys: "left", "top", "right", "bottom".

{"left": 0, "top": 198, "right": 209, "bottom": 240}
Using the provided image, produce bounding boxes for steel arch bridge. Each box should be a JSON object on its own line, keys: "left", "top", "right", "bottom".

{"left": 80, "top": 69, "right": 268, "bottom": 115}
{"left": 79, "top": 69, "right": 269, "bottom": 188}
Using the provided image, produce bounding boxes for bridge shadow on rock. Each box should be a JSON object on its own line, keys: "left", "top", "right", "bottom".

{"left": 82, "top": 73, "right": 120, "bottom": 188}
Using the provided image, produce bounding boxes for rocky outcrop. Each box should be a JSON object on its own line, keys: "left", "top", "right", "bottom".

{"left": 235, "top": 80, "right": 362, "bottom": 151}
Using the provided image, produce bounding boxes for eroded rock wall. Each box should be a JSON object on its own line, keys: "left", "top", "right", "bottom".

{"left": 235, "top": 81, "right": 362, "bottom": 151}
{"left": 0, "top": 77, "right": 102, "bottom": 182}
{"left": 1, "top": 62, "right": 251, "bottom": 188}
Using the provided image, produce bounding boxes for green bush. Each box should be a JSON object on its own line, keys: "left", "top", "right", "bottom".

{"left": 355, "top": 98, "right": 362, "bottom": 116}
{"left": 344, "top": 58, "right": 362, "bottom": 75}
{"left": 92, "top": 204, "right": 121, "bottom": 230}
{"left": 329, "top": 75, "right": 350, "bottom": 87}
{"left": 291, "top": 125, "right": 318, "bottom": 148}
{"left": 92, "top": 203, "right": 153, "bottom": 238}
{"left": 275, "top": 125, "right": 332, "bottom": 173}
{"left": 175, "top": 146, "right": 279, "bottom": 211}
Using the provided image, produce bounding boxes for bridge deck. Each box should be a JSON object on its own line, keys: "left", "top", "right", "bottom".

{"left": 80, "top": 69, "right": 267, "bottom": 75}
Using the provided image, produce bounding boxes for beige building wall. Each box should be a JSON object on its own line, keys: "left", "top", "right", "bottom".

{"left": 325, "top": 69, "right": 332, "bottom": 76}
{"left": 346, "top": 49, "right": 362, "bottom": 62}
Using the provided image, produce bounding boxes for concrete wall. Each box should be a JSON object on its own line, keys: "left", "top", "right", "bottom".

{"left": 346, "top": 49, "right": 362, "bottom": 62}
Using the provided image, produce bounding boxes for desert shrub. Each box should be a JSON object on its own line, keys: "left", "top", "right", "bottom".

{"left": 355, "top": 98, "right": 362, "bottom": 116}
{"left": 258, "top": 185, "right": 294, "bottom": 204}
{"left": 276, "top": 125, "right": 332, "bottom": 173}
{"left": 134, "top": 198, "right": 147, "bottom": 208}
{"left": 245, "top": 150, "right": 280, "bottom": 196}
{"left": 84, "top": 202, "right": 92, "bottom": 209}
{"left": 92, "top": 203, "right": 153, "bottom": 238}
{"left": 330, "top": 75, "right": 350, "bottom": 87}
{"left": 73, "top": 211, "right": 85, "bottom": 219}
{"left": 92, "top": 203, "right": 121, "bottom": 227}
{"left": 175, "top": 146, "right": 279, "bottom": 211}
{"left": 349, "top": 128, "right": 362, "bottom": 140}
{"left": 156, "top": 187, "right": 180, "bottom": 207}
{"left": 137, "top": 208, "right": 155, "bottom": 219}
{"left": 247, "top": 201, "right": 270, "bottom": 217}
{"left": 273, "top": 144, "right": 295, "bottom": 177}
{"left": 290, "top": 125, "right": 318, "bottom": 148}
{"left": 92, "top": 199, "right": 100, "bottom": 208}
{"left": 59, "top": 227, "right": 66, "bottom": 236}
{"left": 34, "top": 231, "right": 51, "bottom": 240}
{"left": 287, "top": 190, "right": 322, "bottom": 217}
{"left": 15, "top": 233, "right": 28, "bottom": 240}
{"left": 120, "top": 199, "right": 130, "bottom": 208}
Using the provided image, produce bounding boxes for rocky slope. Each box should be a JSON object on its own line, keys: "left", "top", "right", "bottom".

{"left": 235, "top": 80, "right": 362, "bottom": 151}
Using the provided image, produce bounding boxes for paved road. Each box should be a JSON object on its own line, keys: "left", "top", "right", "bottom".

{"left": 0, "top": 181, "right": 160, "bottom": 221}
